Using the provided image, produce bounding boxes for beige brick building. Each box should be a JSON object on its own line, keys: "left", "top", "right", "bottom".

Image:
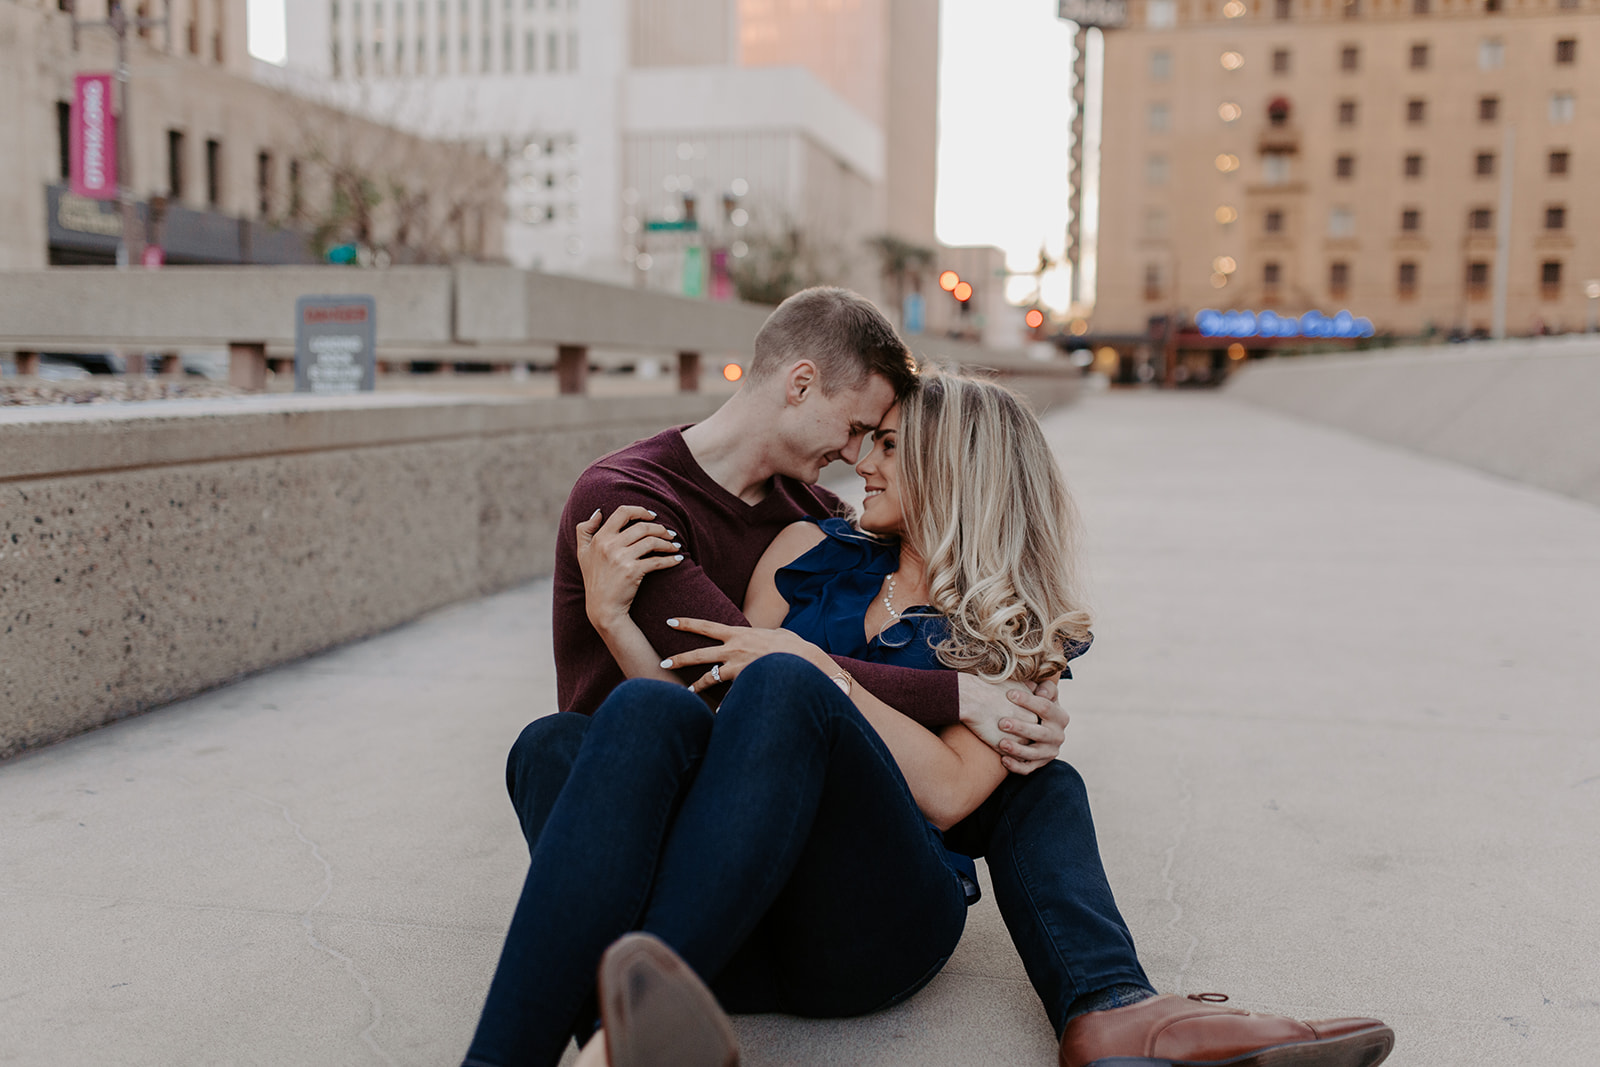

{"left": 1094, "top": 0, "right": 1600, "bottom": 346}
{"left": 0, "top": 0, "right": 502, "bottom": 268}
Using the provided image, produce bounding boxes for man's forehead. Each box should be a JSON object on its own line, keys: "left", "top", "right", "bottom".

{"left": 846, "top": 374, "right": 898, "bottom": 428}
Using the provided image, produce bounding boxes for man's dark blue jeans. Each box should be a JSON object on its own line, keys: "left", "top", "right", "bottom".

{"left": 463, "top": 654, "right": 971, "bottom": 1067}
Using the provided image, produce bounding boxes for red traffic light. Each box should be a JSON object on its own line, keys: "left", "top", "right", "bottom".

{"left": 1025, "top": 309, "right": 1045, "bottom": 329}
{"left": 952, "top": 281, "right": 973, "bottom": 303}
{"left": 939, "top": 270, "right": 961, "bottom": 292}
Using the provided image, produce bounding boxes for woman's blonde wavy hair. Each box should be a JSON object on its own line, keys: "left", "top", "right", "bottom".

{"left": 896, "top": 372, "right": 1091, "bottom": 685}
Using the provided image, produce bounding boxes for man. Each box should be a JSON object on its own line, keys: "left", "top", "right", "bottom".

{"left": 465, "top": 287, "right": 1393, "bottom": 1067}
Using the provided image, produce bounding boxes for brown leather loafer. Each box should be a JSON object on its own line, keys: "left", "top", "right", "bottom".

{"left": 598, "top": 933, "right": 739, "bottom": 1067}
{"left": 1059, "top": 993, "right": 1394, "bottom": 1067}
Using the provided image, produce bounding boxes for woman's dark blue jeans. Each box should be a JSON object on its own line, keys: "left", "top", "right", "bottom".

{"left": 462, "top": 653, "right": 970, "bottom": 1067}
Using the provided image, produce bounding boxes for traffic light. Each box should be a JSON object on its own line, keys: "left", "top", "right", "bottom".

{"left": 939, "top": 270, "right": 960, "bottom": 292}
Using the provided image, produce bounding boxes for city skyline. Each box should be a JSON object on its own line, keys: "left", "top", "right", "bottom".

{"left": 246, "top": 0, "right": 1089, "bottom": 306}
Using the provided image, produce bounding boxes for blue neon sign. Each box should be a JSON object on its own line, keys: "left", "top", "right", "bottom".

{"left": 1196, "top": 308, "right": 1375, "bottom": 339}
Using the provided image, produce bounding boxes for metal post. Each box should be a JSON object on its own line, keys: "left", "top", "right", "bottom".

{"left": 1065, "top": 23, "right": 1088, "bottom": 309}
{"left": 1491, "top": 124, "right": 1514, "bottom": 340}
{"left": 71, "top": 0, "right": 167, "bottom": 269}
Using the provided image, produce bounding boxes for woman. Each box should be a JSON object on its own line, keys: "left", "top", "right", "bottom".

{"left": 466, "top": 374, "right": 1092, "bottom": 1067}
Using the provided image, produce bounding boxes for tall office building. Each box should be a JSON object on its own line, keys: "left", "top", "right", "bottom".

{"left": 1094, "top": 0, "right": 1599, "bottom": 347}
{"left": 275, "top": 0, "right": 939, "bottom": 299}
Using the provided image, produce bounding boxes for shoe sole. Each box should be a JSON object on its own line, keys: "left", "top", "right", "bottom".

{"left": 1084, "top": 1024, "right": 1394, "bottom": 1067}
{"left": 598, "top": 934, "right": 740, "bottom": 1067}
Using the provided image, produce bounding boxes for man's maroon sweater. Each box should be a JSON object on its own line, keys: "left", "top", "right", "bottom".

{"left": 552, "top": 426, "right": 960, "bottom": 727}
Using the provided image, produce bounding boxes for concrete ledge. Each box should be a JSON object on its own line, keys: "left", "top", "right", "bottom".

{"left": 0, "top": 392, "right": 721, "bottom": 759}
{"left": 1226, "top": 337, "right": 1600, "bottom": 508}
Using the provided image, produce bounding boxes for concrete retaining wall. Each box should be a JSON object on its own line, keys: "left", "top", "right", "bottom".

{"left": 1226, "top": 337, "right": 1600, "bottom": 508}
{"left": 0, "top": 393, "right": 721, "bottom": 759}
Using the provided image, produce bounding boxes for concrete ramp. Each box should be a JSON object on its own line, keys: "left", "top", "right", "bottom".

{"left": 1227, "top": 338, "right": 1600, "bottom": 508}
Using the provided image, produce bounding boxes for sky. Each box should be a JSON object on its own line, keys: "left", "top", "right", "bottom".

{"left": 247, "top": 0, "right": 1092, "bottom": 308}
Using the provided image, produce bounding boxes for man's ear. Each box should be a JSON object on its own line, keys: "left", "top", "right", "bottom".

{"left": 784, "top": 359, "right": 818, "bottom": 405}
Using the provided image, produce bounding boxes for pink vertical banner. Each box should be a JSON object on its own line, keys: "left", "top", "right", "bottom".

{"left": 71, "top": 73, "right": 118, "bottom": 200}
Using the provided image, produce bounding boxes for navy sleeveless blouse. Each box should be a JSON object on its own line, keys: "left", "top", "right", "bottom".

{"left": 775, "top": 517, "right": 982, "bottom": 904}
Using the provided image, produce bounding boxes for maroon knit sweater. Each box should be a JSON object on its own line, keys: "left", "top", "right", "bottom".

{"left": 552, "top": 426, "right": 960, "bottom": 727}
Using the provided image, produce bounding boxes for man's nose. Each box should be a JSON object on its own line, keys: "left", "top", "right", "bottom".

{"left": 841, "top": 435, "right": 867, "bottom": 466}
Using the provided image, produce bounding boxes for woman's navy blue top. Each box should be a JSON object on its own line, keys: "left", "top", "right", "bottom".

{"left": 774, "top": 517, "right": 983, "bottom": 904}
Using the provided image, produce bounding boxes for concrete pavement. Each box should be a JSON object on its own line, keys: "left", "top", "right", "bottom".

{"left": 3, "top": 391, "right": 1597, "bottom": 1065}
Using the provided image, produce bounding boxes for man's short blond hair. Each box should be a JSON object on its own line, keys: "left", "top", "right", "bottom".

{"left": 748, "top": 287, "right": 918, "bottom": 399}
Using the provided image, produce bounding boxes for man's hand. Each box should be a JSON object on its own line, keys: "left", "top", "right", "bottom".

{"left": 576, "top": 506, "right": 682, "bottom": 632}
{"left": 957, "top": 675, "right": 1067, "bottom": 775}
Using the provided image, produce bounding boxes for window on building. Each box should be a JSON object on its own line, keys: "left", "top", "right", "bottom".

{"left": 1338, "top": 99, "right": 1358, "bottom": 125}
{"left": 1146, "top": 154, "right": 1169, "bottom": 185}
{"left": 1275, "top": 0, "right": 1291, "bottom": 17}
{"left": 503, "top": 27, "right": 512, "bottom": 70}
{"left": 1555, "top": 39, "right": 1576, "bottom": 64}
{"left": 212, "top": 0, "right": 224, "bottom": 60}
{"left": 1143, "top": 207, "right": 1169, "bottom": 240}
{"left": 289, "top": 159, "right": 302, "bottom": 219}
{"left": 1475, "top": 152, "right": 1496, "bottom": 177}
{"left": 1265, "top": 209, "right": 1284, "bottom": 233}
{"left": 1550, "top": 94, "right": 1575, "bottom": 124}
{"left": 1329, "top": 206, "right": 1355, "bottom": 237}
{"left": 1469, "top": 207, "right": 1493, "bottom": 230}
{"left": 1410, "top": 43, "right": 1428, "bottom": 69}
{"left": 1335, "top": 154, "right": 1355, "bottom": 178}
{"left": 1404, "top": 153, "right": 1424, "bottom": 178}
{"left": 1342, "top": 0, "right": 1360, "bottom": 18}
{"left": 525, "top": 29, "right": 536, "bottom": 69}
{"left": 1147, "top": 0, "right": 1177, "bottom": 26}
{"left": 1148, "top": 102, "right": 1171, "bottom": 132}
{"left": 1150, "top": 49, "right": 1172, "bottom": 80}
{"left": 187, "top": 17, "right": 198, "bottom": 54}
{"left": 1548, "top": 150, "right": 1569, "bottom": 175}
{"left": 1329, "top": 261, "right": 1350, "bottom": 296}
{"left": 1407, "top": 98, "right": 1426, "bottom": 124}
{"left": 1479, "top": 38, "right": 1504, "bottom": 70}
{"left": 1264, "top": 261, "right": 1282, "bottom": 290}
{"left": 205, "top": 138, "right": 222, "bottom": 207}
{"left": 1545, "top": 205, "right": 1566, "bottom": 230}
{"left": 1412, "top": 0, "right": 1429, "bottom": 12}
{"left": 56, "top": 101, "right": 71, "bottom": 181}
{"left": 1479, "top": 97, "right": 1499, "bottom": 122}
{"left": 1263, "top": 152, "right": 1292, "bottom": 184}
{"left": 568, "top": 31, "right": 578, "bottom": 70}
{"left": 547, "top": 30, "right": 558, "bottom": 70}
{"left": 1340, "top": 45, "right": 1360, "bottom": 71}
{"left": 1144, "top": 264, "right": 1165, "bottom": 300}
{"left": 1559, "top": 0, "right": 1577, "bottom": 7}
{"left": 1398, "top": 261, "right": 1418, "bottom": 297}
{"left": 1466, "top": 261, "right": 1490, "bottom": 297}
{"left": 332, "top": 42, "right": 343, "bottom": 76}
{"left": 1272, "top": 48, "right": 1290, "bottom": 73}
{"left": 1541, "top": 260, "right": 1562, "bottom": 297}
{"left": 1401, "top": 208, "right": 1420, "bottom": 231}
{"left": 257, "top": 151, "right": 272, "bottom": 217}
{"left": 168, "top": 129, "right": 186, "bottom": 199}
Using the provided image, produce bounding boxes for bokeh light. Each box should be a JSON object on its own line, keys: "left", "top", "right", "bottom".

{"left": 1025, "top": 309, "right": 1046, "bottom": 329}
{"left": 723, "top": 363, "right": 743, "bottom": 382}
{"left": 939, "top": 270, "right": 961, "bottom": 292}
{"left": 953, "top": 281, "right": 974, "bottom": 302}
{"left": 1215, "top": 205, "right": 1239, "bottom": 224}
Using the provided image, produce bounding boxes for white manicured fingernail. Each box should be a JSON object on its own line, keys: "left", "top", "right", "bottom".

{"left": 673, "top": 554, "right": 683, "bottom": 561}
{"left": 660, "top": 659, "right": 673, "bottom": 668}
{"left": 667, "top": 530, "right": 677, "bottom": 538}
{"left": 671, "top": 542, "right": 681, "bottom": 549}
{"left": 667, "top": 618, "right": 679, "bottom": 627}
{"left": 647, "top": 511, "right": 657, "bottom": 518}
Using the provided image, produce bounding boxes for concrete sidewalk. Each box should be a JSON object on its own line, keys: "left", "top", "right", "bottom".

{"left": 3, "top": 392, "right": 1597, "bottom": 1066}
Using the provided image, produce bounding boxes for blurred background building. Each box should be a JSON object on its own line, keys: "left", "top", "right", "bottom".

{"left": 1094, "top": 0, "right": 1598, "bottom": 377}
{"left": 269, "top": 0, "right": 941, "bottom": 306}
{"left": 0, "top": 0, "right": 504, "bottom": 270}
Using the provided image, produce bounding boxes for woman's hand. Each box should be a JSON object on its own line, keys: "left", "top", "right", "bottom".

{"left": 659, "top": 617, "right": 834, "bottom": 694}
{"left": 576, "top": 506, "right": 683, "bottom": 633}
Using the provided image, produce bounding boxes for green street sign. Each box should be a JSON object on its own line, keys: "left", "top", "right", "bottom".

{"left": 645, "top": 219, "right": 699, "bottom": 232}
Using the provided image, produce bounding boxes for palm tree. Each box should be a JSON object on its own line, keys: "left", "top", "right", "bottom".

{"left": 866, "top": 234, "right": 936, "bottom": 318}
